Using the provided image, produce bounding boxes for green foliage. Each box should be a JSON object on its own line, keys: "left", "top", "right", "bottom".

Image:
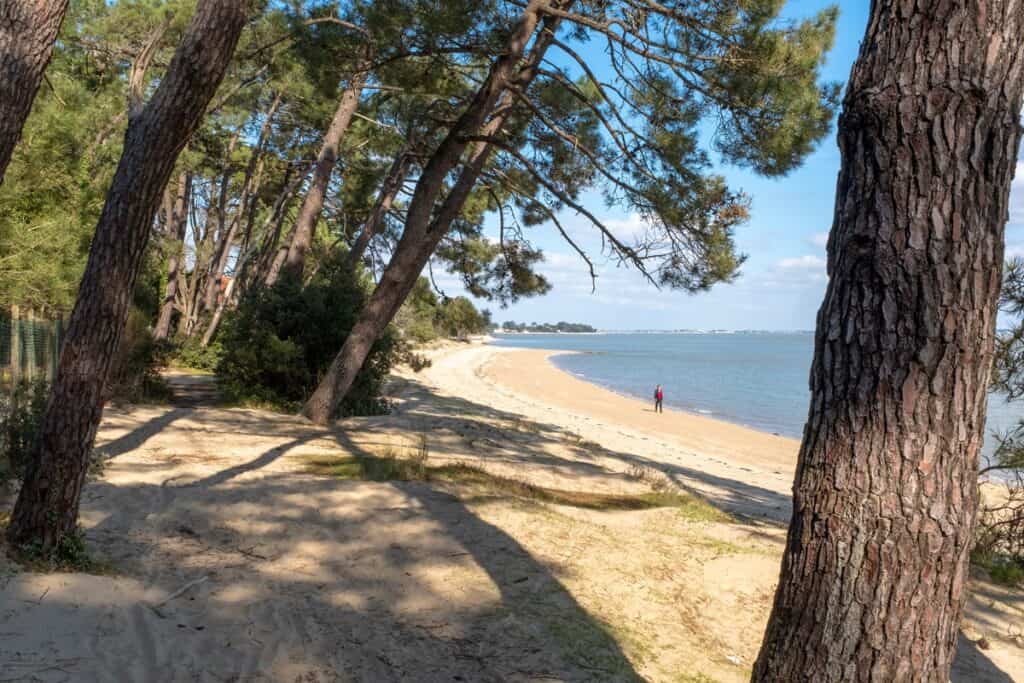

{"left": 435, "top": 297, "right": 488, "bottom": 340}
{"left": 217, "top": 257, "right": 400, "bottom": 416}
{"left": 0, "top": 379, "right": 49, "bottom": 484}
{"left": 393, "top": 277, "right": 492, "bottom": 344}
{"left": 172, "top": 336, "right": 224, "bottom": 373}
{"left": 393, "top": 277, "right": 441, "bottom": 343}
{"left": 105, "top": 307, "right": 173, "bottom": 404}
{"left": 11, "top": 524, "right": 106, "bottom": 573}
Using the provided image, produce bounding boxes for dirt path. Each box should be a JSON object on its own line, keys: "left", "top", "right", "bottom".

{"left": 162, "top": 369, "right": 221, "bottom": 408}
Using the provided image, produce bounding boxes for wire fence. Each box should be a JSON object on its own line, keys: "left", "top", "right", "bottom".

{"left": 0, "top": 306, "right": 64, "bottom": 390}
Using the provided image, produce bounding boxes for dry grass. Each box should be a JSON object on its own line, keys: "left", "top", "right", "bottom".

{"left": 302, "top": 447, "right": 727, "bottom": 518}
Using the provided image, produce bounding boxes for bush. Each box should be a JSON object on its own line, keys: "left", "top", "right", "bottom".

{"left": 0, "top": 378, "right": 49, "bottom": 483}
{"left": 216, "top": 256, "right": 402, "bottom": 417}
{"left": 105, "top": 306, "right": 172, "bottom": 403}
{"left": 435, "top": 296, "right": 488, "bottom": 340}
{"left": 172, "top": 335, "right": 223, "bottom": 372}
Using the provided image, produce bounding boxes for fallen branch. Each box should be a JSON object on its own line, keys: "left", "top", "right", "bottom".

{"left": 149, "top": 575, "right": 210, "bottom": 617}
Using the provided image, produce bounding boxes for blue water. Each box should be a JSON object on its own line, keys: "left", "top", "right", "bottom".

{"left": 493, "top": 332, "right": 1023, "bottom": 463}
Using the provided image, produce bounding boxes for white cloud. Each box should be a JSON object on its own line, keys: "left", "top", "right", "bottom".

{"left": 602, "top": 214, "right": 650, "bottom": 241}
{"left": 776, "top": 255, "right": 826, "bottom": 270}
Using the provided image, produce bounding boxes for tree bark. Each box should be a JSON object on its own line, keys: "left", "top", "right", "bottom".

{"left": 266, "top": 70, "right": 367, "bottom": 287}
{"left": 154, "top": 172, "right": 191, "bottom": 341}
{"left": 303, "top": 1, "right": 565, "bottom": 424}
{"left": 0, "top": 0, "right": 69, "bottom": 185}
{"left": 753, "top": 2, "right": 1024, "bottom": 681}
{"left": 6, "top": 0, "right": 250, "bottom": 551}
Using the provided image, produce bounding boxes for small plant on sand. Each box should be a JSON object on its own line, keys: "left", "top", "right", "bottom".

{"left": 626, "top": 465, "right": 732, "bottom": 523}
{"left": 9, "top": 525, "right": 107, "bottom": 573}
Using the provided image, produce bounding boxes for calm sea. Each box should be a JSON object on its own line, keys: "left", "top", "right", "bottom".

{"left": 493, "top": 332, "right": 1023, "bottom": 464}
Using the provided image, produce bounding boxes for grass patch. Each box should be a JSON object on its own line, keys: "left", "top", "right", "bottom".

{"left": 626, "top": 464, "right": 733, "bottom": 523}
{"left": 972, "top": 547, "right": 1024, "bottom": 587}
{"left": 676, "top": 674, "right": 720, "bottom": 683}
{"left": 303, "top": 448, "right": 727, "bottom": 516}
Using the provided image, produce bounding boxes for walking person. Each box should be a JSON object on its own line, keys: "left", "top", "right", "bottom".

{"left": 654, "top": 384, "right": 664, "bottom": 413}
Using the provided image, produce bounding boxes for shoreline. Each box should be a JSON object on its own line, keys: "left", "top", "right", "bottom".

{"left": 418, "top": 343, "right": 801, "bottom": 521}
{"left": 479, "top": 347, "right": 801, "bottom": 475}
{"left": 540, "top": 348, "right": 803, "bottom": 441}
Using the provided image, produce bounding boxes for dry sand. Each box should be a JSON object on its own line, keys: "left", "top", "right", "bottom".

{"left": 0, "top": 343, "right": 1021, "bottom": 682}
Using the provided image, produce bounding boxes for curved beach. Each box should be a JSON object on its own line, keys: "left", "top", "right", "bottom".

{"left": 421, "top": 343, "right": 801, "bottom": 521}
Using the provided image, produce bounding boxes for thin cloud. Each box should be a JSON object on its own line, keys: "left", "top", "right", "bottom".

{"left": 809, "top": 231, "right": 829, "bottom": 248}
{"left": 776, "top": 255, "right": 826, "bottom": 270}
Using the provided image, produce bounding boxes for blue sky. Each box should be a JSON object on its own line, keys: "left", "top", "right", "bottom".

{"left": 430, "top": 2, "right": 1024, "bottom": 331}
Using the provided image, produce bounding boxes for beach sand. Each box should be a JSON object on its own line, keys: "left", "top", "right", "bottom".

{"left": 0, "top": 342, "right": 1020, "bottom": 682}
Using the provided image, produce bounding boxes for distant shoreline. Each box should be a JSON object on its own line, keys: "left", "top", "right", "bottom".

{"left": 474, "top": 345, "right": 801, "bottom": 481}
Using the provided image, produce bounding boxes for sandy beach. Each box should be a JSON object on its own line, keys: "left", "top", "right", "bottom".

{"left": 1, "top": 342, "right": 1021, "bottom": 682}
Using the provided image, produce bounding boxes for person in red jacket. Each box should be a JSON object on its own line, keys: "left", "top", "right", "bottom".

{"left": 654, "top": 384, "right": 664, "bottom": 413}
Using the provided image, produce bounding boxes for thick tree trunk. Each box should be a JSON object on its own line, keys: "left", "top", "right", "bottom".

{"left": 303, "top": 2, "right": 564, "bottom": 424}
{"left": 266, "top": 71, "right": 367, "bottom": 287}
{"left": 753, "top": 3, "right": 1024, "bottom": 681}
{"left": 6, "top": 0, "right": 249, "bottom": 551}
{"left": 154, "top": 172, "right": 191, "bottom": 341}
{"left": 347, "top": 147, "right": 413, "bottom": 268}
{"left": 0, "top": 0, "right": 69, "bottom": 185}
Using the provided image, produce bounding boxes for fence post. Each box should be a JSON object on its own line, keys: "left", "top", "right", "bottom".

{"left": 25, "top": 308, "right": 35, "bottom": 382}
{"left": 10, "top": 304, "right": 20, "bottom": 384}
{"left": 51, "top": 313, "right": 62, "bottom": 380}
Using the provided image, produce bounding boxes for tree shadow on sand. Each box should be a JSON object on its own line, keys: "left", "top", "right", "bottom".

{"left": 2, "top": 377, "right": 1018, "bottom": 681}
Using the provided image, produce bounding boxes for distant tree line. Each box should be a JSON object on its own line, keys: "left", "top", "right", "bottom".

{"left": 500, "top": 320, "right": 595, "bottom": 333}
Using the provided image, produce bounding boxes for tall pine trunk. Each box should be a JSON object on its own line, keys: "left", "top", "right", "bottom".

{"left": 154, "top": 172, "right": 191, "bottom": 341}
{"left": 303, "top": 2, "right": 565, "bottom": 424}
{"left": 6, "top": 0, "right": 249, "bottom": 551}
{"left": 265, "top": 71, "right": 367, "bottom": 287}
{"left": 0, "top": 0, "right": 69, "bottom": 185}
{"left": 753, "top": 2, "right": 1024, "bottom": 680}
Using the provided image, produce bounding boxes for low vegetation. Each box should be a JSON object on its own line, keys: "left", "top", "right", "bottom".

{"left": 303, "top": 441, "right": 728, "bottom": 521}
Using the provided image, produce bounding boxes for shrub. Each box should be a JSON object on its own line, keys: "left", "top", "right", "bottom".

{"left": 105, "top": 306, "right": 172, "bottom": 403}
{"left": 172, "top": 334, "right": 223, "bottom": 372}
{"left": 435, "top": 296, "right": 488, "bottom": 340}
{"left": 216, "top": 256, "right": 402, "bottom": 417}
{"left": 0, "top": 378, "right": 49, "bottom": 483}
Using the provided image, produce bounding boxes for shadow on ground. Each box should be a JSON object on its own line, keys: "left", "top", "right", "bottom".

{"left": 0, "top": 375, "right": 1017, "bottom": 681}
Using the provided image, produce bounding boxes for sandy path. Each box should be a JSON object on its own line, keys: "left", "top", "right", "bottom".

{"left": 419, "top": 345, "right": 799, "bottom": 522}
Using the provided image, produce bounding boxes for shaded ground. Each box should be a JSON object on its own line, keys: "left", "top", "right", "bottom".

{"left": 0, "top": 347, "right": 1020, "bottom": 682}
